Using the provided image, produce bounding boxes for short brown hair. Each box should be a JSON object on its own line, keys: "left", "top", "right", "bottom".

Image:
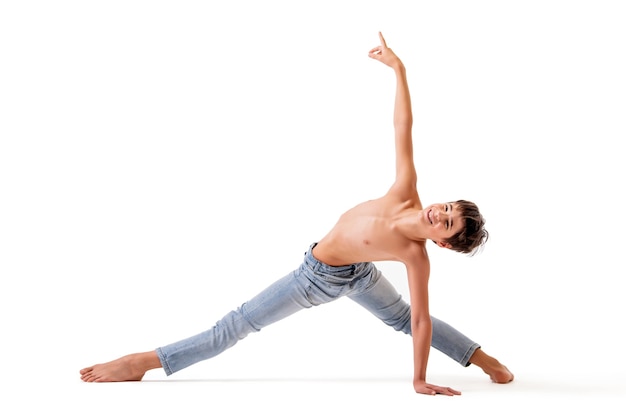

{"left": 444, "top": 200, "right": 489, "bottom": 256}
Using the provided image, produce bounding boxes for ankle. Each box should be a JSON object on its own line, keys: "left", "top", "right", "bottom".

{"left": 128, "top": 351, "right": 162, "bottom": 373}
{"left": 469, "top": 348, "right": 490, "bottom": 369}
{"left": 469, "top": 348, "right": 514, "bottom": 384}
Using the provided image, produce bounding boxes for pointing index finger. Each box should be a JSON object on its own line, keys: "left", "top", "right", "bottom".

{"left": 378, "top": 31, "right": 387, "bottom": 48}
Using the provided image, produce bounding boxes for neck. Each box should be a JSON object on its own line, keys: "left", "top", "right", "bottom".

{"left": 393, "top": 209, "right": 427, "bottom": 241}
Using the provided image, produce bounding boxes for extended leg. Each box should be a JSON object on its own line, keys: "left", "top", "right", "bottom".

{"left": 156, "top": 268, "right": 315, "bottom": 375}
{"left": 81, "top": 267, "right": 316, "bottom": 382}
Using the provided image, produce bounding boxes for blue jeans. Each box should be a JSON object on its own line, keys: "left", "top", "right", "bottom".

{"left": 156, "top": 243, "right": 480, "bottom": 376}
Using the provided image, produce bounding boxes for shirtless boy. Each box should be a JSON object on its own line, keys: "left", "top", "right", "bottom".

{"left": 80, "top": 33, "right": 513, "bottom": 396}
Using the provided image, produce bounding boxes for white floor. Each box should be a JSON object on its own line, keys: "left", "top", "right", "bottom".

{"left": 13, "top": 368, "right": 625, "bottom": 416}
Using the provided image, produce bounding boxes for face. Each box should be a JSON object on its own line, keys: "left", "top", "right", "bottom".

{"left": 422, "top": 202, "right": 464, "bottom": 247}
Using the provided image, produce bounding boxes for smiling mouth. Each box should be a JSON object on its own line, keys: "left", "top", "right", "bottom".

{"left": 427, "top": 209, "right": 433, "bottom": 224}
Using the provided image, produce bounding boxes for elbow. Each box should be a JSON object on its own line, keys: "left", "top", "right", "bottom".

{"left": 394, "top": 119, "right": 413, "bottom": 130}
{"left": 394, "top": 122, "right": 413, "bottom": 137}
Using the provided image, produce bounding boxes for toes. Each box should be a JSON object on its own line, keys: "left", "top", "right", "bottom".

{"left": 81, "top": 371, "right": 97, "bottom": 382}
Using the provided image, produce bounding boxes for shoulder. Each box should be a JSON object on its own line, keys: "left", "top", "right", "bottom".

{"left": 401, "top": 240, "right": 430, "bottom": 277}
{"left": 401, "top": 242, "right": 431, "bottom": 301}
{"left": 386, "top": 181, "right": 420, "bottom": 204}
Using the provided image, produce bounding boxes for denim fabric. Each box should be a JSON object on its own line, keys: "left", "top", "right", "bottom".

{"left": 156, "top": 243, "right": 479, "bottom": 375}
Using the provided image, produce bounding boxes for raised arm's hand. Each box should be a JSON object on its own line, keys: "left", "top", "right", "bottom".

{"left": 368, "top": 32, "right": 403, "bottom": 70}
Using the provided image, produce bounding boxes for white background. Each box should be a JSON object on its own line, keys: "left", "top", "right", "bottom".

{"left": 1, "top": 1, "right": 625, "bottom": 415}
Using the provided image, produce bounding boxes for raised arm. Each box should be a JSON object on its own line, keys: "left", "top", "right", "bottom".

{"left": 368, "top": 32, "right": 416, "bottom": 197}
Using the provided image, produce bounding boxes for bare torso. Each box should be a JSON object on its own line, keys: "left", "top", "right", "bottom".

{"left": 312, "top": 191, "right": 426, "bottom": 266}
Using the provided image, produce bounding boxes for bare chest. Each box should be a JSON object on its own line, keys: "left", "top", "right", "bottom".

{"left": 317, "top": 200, "right": 418, "bottom": 264}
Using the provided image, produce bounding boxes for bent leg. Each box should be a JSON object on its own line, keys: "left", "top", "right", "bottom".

{"left": 157, "top": 268, "right": 314, "bottom": 375}
{"left": 347, "top": 266, "right": 479, "bottom": 366}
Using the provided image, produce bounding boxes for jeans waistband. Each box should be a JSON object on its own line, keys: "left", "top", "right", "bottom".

{"left": 303, "top": 242, "right": 370, "bottom": 279}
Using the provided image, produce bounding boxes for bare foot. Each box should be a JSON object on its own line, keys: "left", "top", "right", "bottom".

{"left": 80, "top": 351, "right": 161, "bottom": 382}
{"left": 469, "top": 348, "right": 515, "bottom": 384}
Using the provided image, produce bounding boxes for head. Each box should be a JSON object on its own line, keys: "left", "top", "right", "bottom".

{"left": 426, "top": 199, "right": 489, "bottom": 256}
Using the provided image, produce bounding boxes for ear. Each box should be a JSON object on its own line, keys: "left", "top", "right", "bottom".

{"left": 434, "top": 240, "right": 452, "bottom": 249}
